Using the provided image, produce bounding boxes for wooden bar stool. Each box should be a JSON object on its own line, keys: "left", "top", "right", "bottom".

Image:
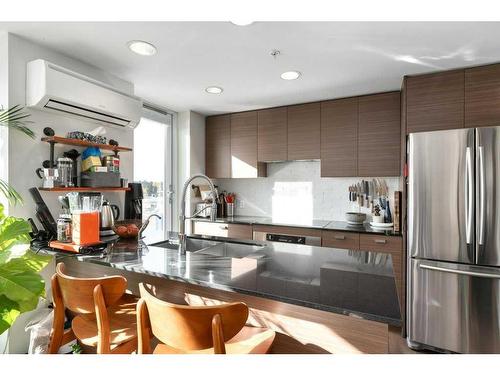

{"left": 136, "top": 283, "right": 276, "bottom": 354}
{"left": 48, "top": 263, "right": 138, "bottom": 354}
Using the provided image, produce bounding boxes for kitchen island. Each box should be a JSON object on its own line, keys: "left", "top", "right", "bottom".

{"left": 57, "top": 234, "right": 402, "bottom": 354}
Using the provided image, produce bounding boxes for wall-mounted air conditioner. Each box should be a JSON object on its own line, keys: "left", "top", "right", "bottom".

{"left": 26, "top": 59, "right": 142, "bottom": 128}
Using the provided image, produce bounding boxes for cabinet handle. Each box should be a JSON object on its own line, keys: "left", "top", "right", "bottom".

{"left": 374, "top": 239, "right": 387, "bottom": 244}
{"left": 334, "top": 235, "right": 346, "bottom": 240}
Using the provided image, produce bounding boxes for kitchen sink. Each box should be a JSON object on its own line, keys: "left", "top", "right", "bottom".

{"left": 153, "top": 238, "right": 219, "bottom": 252}
{"left": 152, "top": 237, "right": 267, "bottom": 259}
{"left": 194, "top": 241, "right": 267, "bottom": 259}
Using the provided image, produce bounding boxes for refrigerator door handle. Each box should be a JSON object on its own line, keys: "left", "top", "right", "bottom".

{"left": 478, "top": 145, "right": 486, "bottom": 246}
{"left": 419, "top": 261, "right": 500, "bottom": 279}
{"left": 465, "top": 146, "right": 473, "bottom": 244}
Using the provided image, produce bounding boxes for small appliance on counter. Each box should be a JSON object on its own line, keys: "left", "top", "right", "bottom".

{"left": 100, "top": 200, "right": 120, "bottom": 240}
{"left": 125, "top": 183, "right": 143, "bottom": 220}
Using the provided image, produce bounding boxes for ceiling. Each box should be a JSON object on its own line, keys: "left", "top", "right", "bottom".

{"left": 2, "top": 22, "right": 500, "bottom": 115}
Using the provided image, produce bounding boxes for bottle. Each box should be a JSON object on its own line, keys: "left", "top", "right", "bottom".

{"left": 57, "top": 214, "right": 72, "bottom": 243}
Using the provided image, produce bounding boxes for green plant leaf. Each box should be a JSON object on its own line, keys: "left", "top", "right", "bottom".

{"left": 0, "top": 180, "right": 24, "bottom": 206}
{"left": 0, "top": 260, "right": 46, "bottom": 312}
{"left": 0, "top": 105, "right": 34, "bottom": 139}
{"left": 0, "top": 216, "right": 31, "bottom": 253}
{"left": 0, "top": 294, "right": 21, "bottom": 334}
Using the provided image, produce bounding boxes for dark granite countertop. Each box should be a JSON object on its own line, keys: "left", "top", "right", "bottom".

{"left": 189, "top": 216, "right": 402, "bottom": 236}
{"left": 60, "top": 234, "right": 401, "bottom": 326}
{"left": 323, "top": 221, "right": 402, "bottom": 237}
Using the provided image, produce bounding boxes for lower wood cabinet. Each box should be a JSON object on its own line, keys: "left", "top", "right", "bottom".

{"left": 359, "top": 234, "right": 403, "bottom": 311}
{"left": 227, "top": 223, "right": 253, "bottom": 240}
{"left": 321, "top": 230, "right": 359, "bottom": 250}
{"left": 191, "top": 221, "right": 253, "bottom": 240}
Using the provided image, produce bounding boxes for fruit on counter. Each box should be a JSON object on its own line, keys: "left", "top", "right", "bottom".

{"left": 115, "top": 225, "right": 128, "bottom": 236}
{"left": 127, "top": 224, "right": 139, "bottom": 237}
{"left": 113, "top": 222, "right": 140, "bottom": 238}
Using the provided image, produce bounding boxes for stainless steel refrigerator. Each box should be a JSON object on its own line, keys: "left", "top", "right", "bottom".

{"left": 408, "top": 127, "right": 500, "bottom": 353}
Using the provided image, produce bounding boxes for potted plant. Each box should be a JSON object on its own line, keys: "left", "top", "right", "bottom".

{"left": 0, "top": 105, "right": 51, "bottom": 351}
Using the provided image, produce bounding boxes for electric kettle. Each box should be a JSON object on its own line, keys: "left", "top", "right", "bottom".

{"left": 100, "top": 200, "right": 120, "bottom": 229}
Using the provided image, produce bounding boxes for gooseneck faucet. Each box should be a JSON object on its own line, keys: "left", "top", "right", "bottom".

{"left": 178, "top": 174, "right": 217, "bottom": 255}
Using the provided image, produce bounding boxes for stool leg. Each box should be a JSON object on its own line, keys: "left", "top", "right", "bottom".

{"left": 48, "top": 275, "right": 65, "bottom": 354}
{"left": 93, "top": 284, "right": 111, "bottom": 354}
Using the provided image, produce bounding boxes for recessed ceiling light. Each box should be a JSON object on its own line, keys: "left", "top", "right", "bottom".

{"left": 127, "top": 40, "right": 157, "bottom": 56}
{"left": 205, "top": 86, "right": 223, "bottom": 94}
{"left": 281, "top": 71, "right": 301, "bottom": 80}
{"left": 230, "top": 20, "right": 254, "bottom": 26}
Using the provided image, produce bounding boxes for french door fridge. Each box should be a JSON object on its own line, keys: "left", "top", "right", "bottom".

{"left": 408, "top": 127, "right": 500, "bottom": 353}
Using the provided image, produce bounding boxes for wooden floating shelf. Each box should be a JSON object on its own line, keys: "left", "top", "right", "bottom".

{"left": 39, "top": 187, "right": 131, "bottom": 192}
{"left": 41, "top": 136, "right": 133, "bottom": 153}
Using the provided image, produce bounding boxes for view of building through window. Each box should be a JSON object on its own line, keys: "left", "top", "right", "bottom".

{"left": 133, "top": 112, "right": 172, "bottom": 242}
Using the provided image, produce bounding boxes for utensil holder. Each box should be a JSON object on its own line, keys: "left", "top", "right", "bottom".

{"left": 227, "top": 203, "right": 234, "bottom": 217}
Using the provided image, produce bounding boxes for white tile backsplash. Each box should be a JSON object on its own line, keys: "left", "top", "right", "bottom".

{"left": 214, "top": 161, "right": 401, "bottom": 222}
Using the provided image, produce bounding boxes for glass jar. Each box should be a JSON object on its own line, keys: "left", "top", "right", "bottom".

{"left": 57, "top": 157, "right": 74, "bottom": 187}
{"left": 57, "top": 215, "right": 72, "bottom": 243}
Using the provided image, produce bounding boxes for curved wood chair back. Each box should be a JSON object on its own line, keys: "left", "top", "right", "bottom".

{"left": 139, "top": 283, "right": 249, "bottom": 351}
{"left": 55, "top": 262, "right": 127, "bottom": 314}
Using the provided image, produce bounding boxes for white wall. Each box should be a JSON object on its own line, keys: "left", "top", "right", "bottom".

{"left": 7, "top": 34, "right": 134, "bottom": 221}
{"left": 177, "top": 110, "right": 205, "bottom": 232}
{"left": 0, "top": 32, "right": 9, "bottom": 211}
{"left": 215, "top": 161, "right": 400, "bottom": 223}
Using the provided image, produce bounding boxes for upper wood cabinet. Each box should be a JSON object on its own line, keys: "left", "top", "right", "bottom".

{"left": 320, "top": 98, "right": 358, "bottom": 177}
{"left": 257, "top": 107, "right": 288, "bottom": 162}
{"left": 230, "top": 111, "right": 266, "bottom": 178}
{"left": 406, "top": 70, "right": 464, "bottom": 133}
{"left": 358, "top": 92, "right": 401, "bottom": 177}
{"left": 205, "top": 115, "right": 231, "bottom": 178}
{"left": 465, "top": 64, "right": 500, "bottom": 128}
{"left": 287, "top": 103, "right": 321, "bottom": 160}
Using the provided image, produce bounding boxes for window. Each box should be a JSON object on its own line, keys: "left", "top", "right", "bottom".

{"left": 134, "top": 105, "right": 175, "bottom": 243}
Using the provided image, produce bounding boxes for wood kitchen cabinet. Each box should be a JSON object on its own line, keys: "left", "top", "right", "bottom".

{"left": 287, "top": 102, "right": 321, "bottom": 160}
{"left": 191, "top": 221, "right": 253, "bottom": 240}
{"left": 258, "top": 107, "right": 288, "bottom": 162}
{"left": 230, "top": 111, "right": 266, "bottom": 178}
{"left": 359, "top": 234, "right": 403, "bottom": 312}
{"left": 406, "top": 70, "right": 465, "bottom": 133}
{"left": 358, "top": 92, "right": 401, "bottom": 177}
{"left": 320, "top": 97, "right": 358, "bottom": 177}
{"left": 321, "top": 231, "right": 359, "bottom": 250}
{"left": 465, "top": 64, "right": 500, "bottom": 128}
{"left": 206, "top": 115, "right": 231, "bottom": 178}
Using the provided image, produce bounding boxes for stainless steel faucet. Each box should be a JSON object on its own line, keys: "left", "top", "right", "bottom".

{"left": 179, "top": 174, "right": 217, "bottom": 255}
{"left": 138, "top": 214, "right": 162, "bottom": 241}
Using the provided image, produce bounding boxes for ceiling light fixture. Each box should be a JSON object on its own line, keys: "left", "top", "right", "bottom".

{"left": 205, "top": 86, "right": 223, "bottom": 94}
{"left": 281, "top": 71, "right": 301, "bottom": 80}
{"left": 230, "top": 20, "right": 254, "bottom": 26}
{"left": 127, "top": 40, "right": 157, "bottom": 56}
